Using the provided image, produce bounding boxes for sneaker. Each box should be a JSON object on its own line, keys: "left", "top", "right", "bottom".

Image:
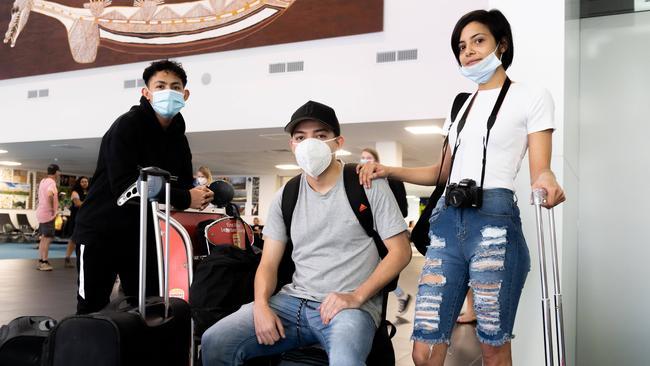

{"left": 64, "top": 257, "right": 74, "bottom": 268}
{"left": 37, "top": 260, "right": 53, "bottom": 271}
{"left": 397, "top": 294, "right": 412, "bottom": 314}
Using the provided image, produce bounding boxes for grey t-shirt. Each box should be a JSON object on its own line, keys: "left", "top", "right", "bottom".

{"left": 263, "top": 164, "right": 407, "bottom": 326}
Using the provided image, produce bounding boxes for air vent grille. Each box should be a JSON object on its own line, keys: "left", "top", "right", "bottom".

{"left": 287, "top": 61, "right": 304, "bottom": 72}
{"left": 398, "top": 49, "right": 418, "bottom": 61}
{"left": 377, "top": 49, "right": 419, "bottom": 63}
{"left": 376, "top": 51, "right": 396, "bottom": 63}
{"left": 269, "top": 63, "right": 286, "bottom": 74}
{"left": 269, "top": 61, "right": 304, "bottom": 74}
{"left": 27, "top": 89, "right": 49, "bottom": 99}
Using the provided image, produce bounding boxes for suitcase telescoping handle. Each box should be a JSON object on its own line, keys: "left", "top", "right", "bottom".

{"left": 138, "top": 167, "right": 172, "bottom": 319}
{"left": 531, "top": 188, "right": 566, "bottom": 366}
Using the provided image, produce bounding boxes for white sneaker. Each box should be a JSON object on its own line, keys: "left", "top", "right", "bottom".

{"left": 37, "top": 260, "right": 53, "bottom": 271}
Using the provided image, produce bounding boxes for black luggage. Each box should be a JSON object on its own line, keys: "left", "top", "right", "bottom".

{"left": 0, "top": 316, "right": 56, "bottom": 366}
{"left": 43, "top": 167, "right": 192, "bottom": 366}
{"left": 189, "top": 245, "right": 260, "bottom": 337}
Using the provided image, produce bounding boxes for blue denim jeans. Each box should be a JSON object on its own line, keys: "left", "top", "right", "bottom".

{"left": 411, "top": 189, "right": 530, "bottom": 346}
{"left": 201, "top": 293, "right": 376, "bottom": 366}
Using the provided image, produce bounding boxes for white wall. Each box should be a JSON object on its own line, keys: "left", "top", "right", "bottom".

{"left": 577, "top": 10, "right": 650, "bottom": 365}
{"left": 0, "top": 0, "right": 486, "bottom": 144}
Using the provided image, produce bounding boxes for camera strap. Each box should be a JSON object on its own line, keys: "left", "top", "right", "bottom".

{"left": 445, "top": 77, "right": 512, "bottom": 189}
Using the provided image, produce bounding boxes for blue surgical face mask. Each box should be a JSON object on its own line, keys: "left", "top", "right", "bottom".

{"left": 459, "top": 46, "right": 502, "bottom": 84}
{"left": 150, "top": 89, "right": 185, "bottom": 119}
{"left": 359, "top": 158, "right": 370, "bottom": 164}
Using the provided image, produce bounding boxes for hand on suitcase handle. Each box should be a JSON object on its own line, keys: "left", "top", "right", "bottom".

{"left": 531, "top": 188, "right": 548, "bottom": 206}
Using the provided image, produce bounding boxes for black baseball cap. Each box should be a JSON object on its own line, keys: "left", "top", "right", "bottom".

{"left": 47, "top": 164, "right": 60, "bottom": 175}
{"left": 284, "top": 100, "right": 340, "bottom": 136}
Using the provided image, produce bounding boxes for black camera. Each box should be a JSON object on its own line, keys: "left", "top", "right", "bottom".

{"left": 445, "top": 179, "right": 483, "bottom": 208}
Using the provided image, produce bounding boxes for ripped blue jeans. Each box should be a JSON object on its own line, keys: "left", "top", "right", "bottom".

{"left": 411, "top": 189, "right": 530, "bottom": 346}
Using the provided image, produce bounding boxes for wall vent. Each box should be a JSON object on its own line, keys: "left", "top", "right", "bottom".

{"left": 376, "top": 51, "right": 396, "bottom": 63}
{"left": 287, "top": 61, "right": 304, "bottom": 72}
{"left": 398, "top": 49, "right": 418, "bottom": 61}
{"left": 124, "top": 80, "right": 136, "bottom": 89}
{"left": 38, "top": 89, "right": 49, "bottom": 97}
{"left": 136, "top": 79, "right": 145, "bottom": 87}
{"left": 27, "top": 90, "right": 38, "bottom": 99}
{"left": 269, "top": 63, "right": 286, "bottom": 74}
{"left": 377, "top": 49, "right": 419, "bottom": 63}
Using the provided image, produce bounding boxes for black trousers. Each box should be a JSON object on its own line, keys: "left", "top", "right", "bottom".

{"left": 75, "top": 231, "right": 159, "bottom": 315}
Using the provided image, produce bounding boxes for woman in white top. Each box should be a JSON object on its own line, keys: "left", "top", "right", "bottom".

{"left": 359, "top": 9, "right": 565, "bottom": 366}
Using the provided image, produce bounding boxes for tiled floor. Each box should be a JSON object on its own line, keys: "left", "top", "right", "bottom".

{"left": 0, "top": 249, "right": 482, "bottom": 365}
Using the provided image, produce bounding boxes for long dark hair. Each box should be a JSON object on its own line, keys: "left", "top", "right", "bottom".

{"left": 71, "top": 176, "right": 89, "bottom": 195}
{"left": 450, "top": 9, "right": 514, "bottom": 70}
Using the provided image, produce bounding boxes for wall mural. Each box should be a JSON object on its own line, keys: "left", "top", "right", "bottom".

{"left": 0, "top": 0, "right": 384, "bottom": 80}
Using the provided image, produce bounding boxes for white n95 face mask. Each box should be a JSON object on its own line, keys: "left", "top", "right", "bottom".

{"left": 459, "top": 46, "right": 502, "bottom": 84}
{"left": 293, "top": 138, "right": 336, "bottom": 178}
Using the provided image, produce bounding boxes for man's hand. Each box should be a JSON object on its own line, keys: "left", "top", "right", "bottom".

{"left": 253, "top": 302, "right": 285, "bottom": 345}
{"left": 319, "top": 292, "right": 364, "bottom": 325}
{"left": 189, "top": 186, "right": 214, "bottom": 210}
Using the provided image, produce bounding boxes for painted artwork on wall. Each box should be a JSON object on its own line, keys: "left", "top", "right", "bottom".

{"left": 0, "top": 0, "right": 383, "bottom": 80}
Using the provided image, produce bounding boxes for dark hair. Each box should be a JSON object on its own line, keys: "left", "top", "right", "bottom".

{"left": 142, "top": 59, "right": 188, "bottom": 87}
{"left": 47, "top": 164, "right": 60, "bottom": 175}
{"left": 71, "top": 176, "right": 89, "bottom": 194}
{"left": 361, "top": 148, "right": 380, "bottom": 163}
{"left": 450, "top": 9, "right": 514, "bottom": 70}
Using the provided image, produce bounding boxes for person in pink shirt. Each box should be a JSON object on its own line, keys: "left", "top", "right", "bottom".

{"left": 35, "top": 164, "right": 60, "bottom": 271}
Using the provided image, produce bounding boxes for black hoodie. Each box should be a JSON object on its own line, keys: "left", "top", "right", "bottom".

{"left": 73, "top": 96, "right": 194, "bottom": 244}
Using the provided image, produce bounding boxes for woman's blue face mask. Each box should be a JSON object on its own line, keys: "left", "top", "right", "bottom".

{"left": 459, "top": 46, "right": 502, "bottom": 84}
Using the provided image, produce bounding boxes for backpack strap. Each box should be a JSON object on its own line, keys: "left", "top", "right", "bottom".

{"left": 277, "top": 174, "right": 301, "bottom": 291}
{"left": 281, "top": 174, "right": 301, "bottom": 240}
{"left": 342, "top": 164, "right": 387, "bottom": 258}
{"left": 342, "top": 164, "right": 398, "bottom": 296}
{"left": 451, "top": 92, "right": 471, "bottom": 122}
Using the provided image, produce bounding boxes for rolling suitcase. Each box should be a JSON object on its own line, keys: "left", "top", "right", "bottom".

{"left": 44, "top": 167, "right": 192, "bottom": 366}
{"left": 532, "top": 188, "right": 566, "bottom": 366}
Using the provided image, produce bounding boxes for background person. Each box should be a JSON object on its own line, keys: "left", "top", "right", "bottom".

{"left": 35, "top": 164, "right": 60, "bottom": 271}
{"left": 63, "top": 176, "right": 89, "bottom": 268}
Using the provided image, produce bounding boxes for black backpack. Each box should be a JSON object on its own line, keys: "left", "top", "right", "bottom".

{"left": 0, "top": 316, "right": 56, "bottom": 366}
{"left": 278, "top": 163, "right": 399, "bottom": 366}
{"left": 411, "top": 92, "right": 471, "bottom": 255}
{"left": 189, "top": 245, "right": 260, "bottom": 338}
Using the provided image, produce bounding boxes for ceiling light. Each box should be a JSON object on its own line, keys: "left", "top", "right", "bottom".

{"left": 335, "top": 149, "right": 351, "bottom": 156}
{"left": 406, "top": 195, "right": 417, "bottom": 199}
{"left": 0, "top": 161, "right": 22, "bottom": 166}
{"left": 0, "top": 149, "right": 7, "bottom": 154}
{"left": 275, "top": 164, "right": 300, "bottom": 170}
{"left": 404, "top": 125, "right": 443, "bottom": 135}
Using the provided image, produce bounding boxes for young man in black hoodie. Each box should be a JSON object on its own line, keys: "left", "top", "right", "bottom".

{"left": 73, "top": 60, "right": 214, "bottom": 314}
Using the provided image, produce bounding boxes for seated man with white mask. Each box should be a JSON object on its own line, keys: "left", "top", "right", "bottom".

{"left": 201, "top": 100, "right": 412, "bottom": 366}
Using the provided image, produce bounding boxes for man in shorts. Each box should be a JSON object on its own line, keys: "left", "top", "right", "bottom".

{"left": 35, "top": 164, "right": 61, "bottom": 271}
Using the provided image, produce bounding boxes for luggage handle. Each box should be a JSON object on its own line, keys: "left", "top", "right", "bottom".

{"left": 138, "top": 167, "right": 172, "bottom": 320}
{"left": 531, "top": 188, "right": 566, "bottom": 366}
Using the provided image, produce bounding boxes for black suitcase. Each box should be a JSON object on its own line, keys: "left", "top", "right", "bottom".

{"left": 0, "top": 316, "right": 56, "bottom": 366}
{"left": 43, "top": 167, "right": 192, "bottom": 366}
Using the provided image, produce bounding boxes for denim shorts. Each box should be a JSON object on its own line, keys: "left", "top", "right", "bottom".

{"left": 411, "top": 189, "right": 530, "bottom": 346}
